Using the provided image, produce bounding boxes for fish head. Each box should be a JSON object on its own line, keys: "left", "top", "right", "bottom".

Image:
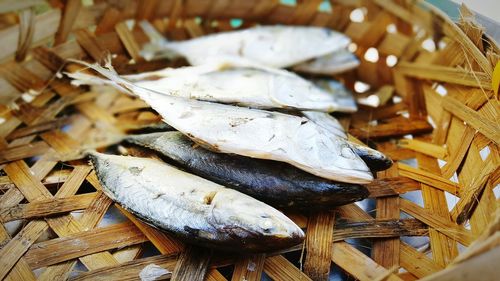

{"left": 294, "top": 121, "right": 373, "bottom": 183}
{"left": 209, "top": 189, "right": 304, "bottom": 251}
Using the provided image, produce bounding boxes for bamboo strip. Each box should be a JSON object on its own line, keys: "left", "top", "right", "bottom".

{"left": 32, "top": 46, "right": 66, "bottom": 72}
{"left": 74, "top": 29, "right": 108, "bottom": 62}
{"left": 171, "top": 246, "right": 212, "bottom": 281}
{"left": 70, "top": 253, "right": 178, "bottom": 281}
{"left": 136, "top": 0, "right": 160, "bottom": 20}
{"left": 331, "top": 242, "right": 403, "bottom": 281}
{"left": 5, "top": 159, "right": 120, "bottom": 274}
{"left": 115, "top": 22, "right": 143, "bottom": 62}
{"left": 398, "top": 163, "right": 459, "bottom": 195}
{"left": 263, "top": 255, "right": 312, "bottom": 281}
{"left": 377, "top": 141, "right": 417, "bottom": 161}
{"left": 366, "top": 177, "right": 421, "bottom": 197}
{"left": 112, "top": 245, "right": 142, "bottom": 263}
{"left": 76, "top": 191, "right": 112, "bottom": 230}
{"left": 0, "top": 189, "right": 35, "bottom": 281}
{"left": 397, "top": 139, "right": 447, "bottom": 160}
{"left": 350, "top": 119, "right": 432, "bottom": 139}
{"left": 0, "top": 192, "right": 96, "bottom": 222}
{"left": 55, "top": 0, "right": 81, "bottom": 45}
{"left": 40, "top": 130, "right": 80, "bottom": 156}
{"left": 0, "top": 118, "right": 23, "bottom": 139}
{"left": 400, "top": 242, "right": 444, "bottom": 278}
{"left": 3, "top": 259, "right": 36, "bottom": 281}
{"left": 24, "top": 221, "right": 146, "bottom": 269}
{"left": 75, "top": 102, "right": 117, "bottom": 124}
{"left": 0, "top": 220, "right": 48, "bottom": 280}
{"left": 4, "top": 160, "right": 53, "bottom": 199}
{"left": 458, "top": 138, "right": 495, "bottom": 235}
{"left": 418, "top": 246, "right": 499, "bottom": 281}
{"left": 0, "top": 141, "right": 50, "bottom": 164}
{"left": 400, "top": 199, "right": 473, "bottom": 246}
{"left": 290, "top": 0, "right": 322, "bottom": 25}
{"left": 231, "top": 254, "right": 265, "bottom": 281}
{"left": 6, "top": 117, "right": 70, "bottom": 140}
{"left": 452, "top": 209, "right": 500, "bottom": 264}
{"left": 354, "top": 103, "right": 407, "bottom": 122}
{"left": 450, "top": 158, "right": 497, "bottom": 224}
{"left": 304, "top": 211, "right": 335, "bottom": 281}
{"left": 441, "top": 126, "right": 475, "bottom": 179}
{"left": 336, "top": 203, "right": 373, "bottom": 221}
{"left": 372, "top": 168, "right": 400, "bottom": 267}
{"left": 396, "top": 62, "right": 491, "bottom": 90}
{"left": 207, "top": 269, "right": 229, "bottom": 281}
{"left": 39, "top": 195, "right": 113, "bottom": 279}
{"left": 56, "top": 165, "right": 92, "bottom": 197}
{"left": 95, "top": 8, "right": 122, "bottom": 35}
{"left": 0, "top": 187, "right": 24, "bottom": 209}
{"left": 0, "top": 9, "right": 61, "bottom": 62}
{"left": 442, "top": 96, "right": 499, "bottom": 145}
{"left": 334, "top": 219, "right": 427, "bottom": 240}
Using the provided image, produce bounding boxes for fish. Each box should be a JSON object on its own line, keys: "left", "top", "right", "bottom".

{"left": 311, "top": 79, "right": 358, "bottom": 113}
{"left": 88, "top": 151, "right": 304, "bottom": 252}
{"left": 68, "top": 62, "right": 354, "bottom": 113}
{"left": 68, "top": 60, "right": 373, "bottom": 184}
{"left": 302, "top": 111, "right": 392, "bottom": 171}
{"left": 293, "top": 48, "right": 360, "bottom": 75}
{"left": 301, "top": 110, "right": 347, "bottom": 138}
{"left": 349, "top": 143, "right": 393, "bottom": 172}
{"left": 126, "top": 131, "right": 369, "bottom": 209}
{"left": 140, "top": 23, "right": 351, "bottom": 68}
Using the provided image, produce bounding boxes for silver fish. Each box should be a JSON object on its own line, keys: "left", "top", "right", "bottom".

{"left": 68, "top": 62, "right": 353, "bottom": 112}
{"left": 68, "top": 60, "right": 373, "bottom": 184}
{"left": 311, "top": 79, "right": 358, "bottom": 113}
{"left": 88, "top": 151, "right": 304, "bottom": 252}
{"left": 293, "top": 48, "right": 360, "bottom": 75}
{"left": 301, "top": 110, "right": 347, "bottom": 138}
{"left": 140, "top": 23, "right": 351, "bottom": 68}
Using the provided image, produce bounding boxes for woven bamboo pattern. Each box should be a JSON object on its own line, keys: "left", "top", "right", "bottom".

{"left": 0, "top": 0, "right": 498, "bottom": 280}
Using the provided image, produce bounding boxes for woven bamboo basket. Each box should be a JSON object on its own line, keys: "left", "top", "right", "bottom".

{"left": 0, "top": 0, "right": 498, "bottom": 280}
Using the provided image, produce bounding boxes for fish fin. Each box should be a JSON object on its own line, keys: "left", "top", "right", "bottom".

{"left": 138, "top": 20, "right": 179, "bottom": 61}
{"left": 65, "top": 71, "right": 113, "bottom": 87}
{"left": 67, "top": 58, "right": 142, "bottom": 97}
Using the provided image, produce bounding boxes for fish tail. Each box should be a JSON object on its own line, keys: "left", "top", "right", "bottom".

{"left": 65, "top": 71, "right": 114, "bottom": 87}
{"left": 139, "top": 20, "right": 178, "bottom": 61}
{"left": 67, "top": 58, "right": 140, "bottom": 97}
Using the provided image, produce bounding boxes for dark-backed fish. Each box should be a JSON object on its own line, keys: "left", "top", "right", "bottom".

{"left": 126, "top": 132, "right": 369, "bottom": 209}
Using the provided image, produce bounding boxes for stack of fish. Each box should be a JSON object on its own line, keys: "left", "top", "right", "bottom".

{"left": 68, "top": 25, "right": 391, "bottom": 253}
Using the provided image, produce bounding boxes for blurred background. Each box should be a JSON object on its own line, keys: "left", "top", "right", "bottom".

{"left": 429, "top": 0, "right": 499, "bottom": 41}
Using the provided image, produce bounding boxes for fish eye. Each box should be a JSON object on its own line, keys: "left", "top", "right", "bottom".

{"left": 340, "top": 144, "right": 356, "bottom": 159}
{"left": 259, "top": 219, "right": 274, "bottom": 231}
